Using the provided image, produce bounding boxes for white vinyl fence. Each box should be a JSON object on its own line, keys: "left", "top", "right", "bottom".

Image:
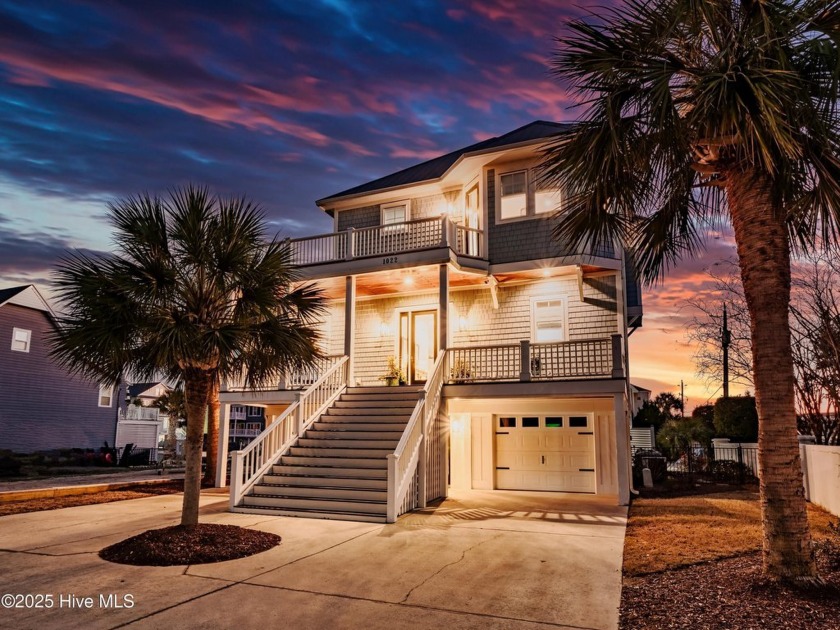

{"left": 800, "top": 444, "right": 840, "bottom": 518}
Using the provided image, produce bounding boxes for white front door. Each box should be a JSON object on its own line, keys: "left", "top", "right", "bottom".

{"left": 495, "top": 415, "right": 596, "bottom": 493}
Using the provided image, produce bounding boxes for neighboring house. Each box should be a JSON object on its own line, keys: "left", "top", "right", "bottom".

{"left": 631, "top": 384, "right": 651, "bottom": 416}
{"left": 228, "top": 405, "right": 267, "bottom": 450}
{"left": 117, "top": 382, "right": 172, "bottom": 460}
{"left": 219, "top": 121, "right": 643, "bottom": 523}
{"left": 127, "top": 382, "right": 169, "bottom": 406}
{"left": 0, "top": 285, "right": 122, "bottom": 453}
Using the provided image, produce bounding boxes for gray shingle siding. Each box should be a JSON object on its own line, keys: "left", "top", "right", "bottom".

{"left": 337, "top": 205, "right": 380, "bottom": 231}
{"left": 0, "top": 304, "right": 119, "bottom": 453}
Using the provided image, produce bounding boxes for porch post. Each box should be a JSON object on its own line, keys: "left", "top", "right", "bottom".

{"left": 614, "top": 393, "right": 631, "bottom": 505}
{"left": 439, "top": 264, "right": 449, "bottom": 351}
{"left": 215, "top": 403, "right": 231, "bottom": 488}
{"left": 345, "top": 275, "right": 356, "bottom": 385}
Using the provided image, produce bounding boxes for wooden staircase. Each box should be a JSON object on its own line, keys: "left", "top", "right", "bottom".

{"left": 237, "top": 386, "right": 422, "bottom": 522}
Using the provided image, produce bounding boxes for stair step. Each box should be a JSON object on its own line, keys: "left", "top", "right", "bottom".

{"left": 252, "top": 485, "right": 385, "bottom": 501}
{"left": 320, "top": 409, "right": 411, "bottom": 423}
{"left": 242, "top": 494, "right": 387, "bottom": 515}
{"left": 334, "top": 399, "right": 417, "bottom": 409}
{"left": 346, "top": 386, "right": 422, "bottom": 395}
{"left": 288, "top": 447, "right": 390, "bottom": 459}
{"left": 280, "top": 455, "right": 387, "bottom": 469}
{"left": 298, "top": 438, "right": 399, "bottom": 449}
{"left": 312, "top": 422, "right": 408, "bottom": 432}
{"left": 232, "top": 505, "right": 386, "bottom": 523}
{"left": 305, "top": 430, "right": 405, "bottom": 440}
{"left": 271, "top": 465, "right": 387, "bottom": 479}
{"left": 262, "top": 474, "right": 386, "bottom": 490}
{"left": 325, "top": 407, "right": 413, "bottom": 417}
{"left": 341, "top": 392, "right": 422, "bottom": 402}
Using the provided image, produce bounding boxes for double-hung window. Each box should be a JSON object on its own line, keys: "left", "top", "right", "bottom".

{"left": 381, "top": 201, "right": 409, "bottom": 226}
{"left": 497, "top": 167, "right": 561, "bottom": 222}
{"left": 531, "top": 298, "right": 567, "bottom": 343}
{"left": 98, "top": 384, "right": 114, "bottom": 408}
{"left": 11, "top": 328, "right": 31, "bottom": 352}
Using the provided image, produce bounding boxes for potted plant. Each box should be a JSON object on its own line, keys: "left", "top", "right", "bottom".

{"left": 382, "top": 356, "right": 404, "bottom": 386}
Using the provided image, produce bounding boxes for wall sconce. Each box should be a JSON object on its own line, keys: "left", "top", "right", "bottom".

{"left": 379, "top": 319, "right": 393, "bottom": 337}
{"left": 443, "top": 189, "right": 463, "bottom": 220}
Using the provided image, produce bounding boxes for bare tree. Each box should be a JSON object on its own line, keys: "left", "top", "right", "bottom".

{"left": 685, "top": 260, "right": 753, "bottom": 392}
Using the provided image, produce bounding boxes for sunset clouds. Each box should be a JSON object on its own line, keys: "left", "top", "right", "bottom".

{"left": 0, "top": 0, "right": 734, "bottom": 402}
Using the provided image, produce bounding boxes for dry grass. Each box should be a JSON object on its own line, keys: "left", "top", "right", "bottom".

{"left": 623, "top": 490, "right": 836, "bottom": 576}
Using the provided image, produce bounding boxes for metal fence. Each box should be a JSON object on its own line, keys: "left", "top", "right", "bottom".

{"left": 632, "top": 444, "right": 759, "bottom": 487}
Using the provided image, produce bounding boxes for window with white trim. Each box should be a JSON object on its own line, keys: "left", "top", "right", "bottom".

{"left": 99, "top": 384, "right": 114, "bottom": 408}
{"left": 381, "top": 201, "right": 409, "bottom": 225}
{"left": 531, "top": 299, "right": 567, "bottom": 343}
{"left": 10, "top": 328, "right": 31, "bottom": 353}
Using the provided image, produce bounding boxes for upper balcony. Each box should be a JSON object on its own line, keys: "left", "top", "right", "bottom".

{"left": 289, "top": 216, "right": 485, "bottom": 279}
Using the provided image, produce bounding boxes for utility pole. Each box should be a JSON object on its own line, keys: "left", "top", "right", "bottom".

{"left": 680, "top": 379, "right": 685, "bottom": 417}
{"left": 722, "top": 303, "right": 731, "bottom": 398}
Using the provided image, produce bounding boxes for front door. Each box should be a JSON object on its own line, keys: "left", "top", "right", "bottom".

{"left": 399, "top": 310, "right": 437, "bottom": 385}
{"left": 463, "top": 183, "right": 480, "bottom": 256}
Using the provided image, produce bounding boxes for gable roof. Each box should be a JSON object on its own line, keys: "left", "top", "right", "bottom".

{"left": 128, "top": 382, "right": 168, "bottom": 398}
{"left": 0, "top": 284, "right": 55, "bottom": 317}
{"left": 316, "top": 120, "right": 569, "bottom": 207}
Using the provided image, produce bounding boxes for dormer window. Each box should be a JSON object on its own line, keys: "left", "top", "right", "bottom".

{"left": 381, "top": 201, "right": 409, "bottom": 225}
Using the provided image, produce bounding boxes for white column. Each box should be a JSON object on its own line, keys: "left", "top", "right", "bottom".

{"left": 345, "top": 275, "right": 356, "bottom": 385}
{"left": 439, "top": 264, "right": 449, "bottom": 351}
{"left": 614, "top": 394, "right": 631, "bottom": 505}
{"left": 215, "top": 403, "right": 231, "bottom": 488}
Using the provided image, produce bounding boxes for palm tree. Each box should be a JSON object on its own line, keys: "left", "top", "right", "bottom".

{"left": 153, "top": 386, "right": 187, "bottom": 460}
{"left": 51, "top": 186, "right": 324, "bottom": 526}
{"left": 541, "top": 0, "right": 840, "bottom": 581}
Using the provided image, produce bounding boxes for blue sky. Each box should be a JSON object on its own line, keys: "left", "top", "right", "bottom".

{"left": 0, "top": 0, "right": 738, "bottom": 402}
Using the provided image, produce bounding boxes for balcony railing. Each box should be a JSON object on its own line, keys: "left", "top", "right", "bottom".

{"left": 223, "top": 355, "right": 345, "bottom": 392}
{"left": 289, "top": 216, "right": 484, "bottom": 267}
{"left": 120, "top": 406, "right": 161, "bottom": 422}
{"left": 446, "top": 335, "right": 624, "bottom": 383}
{"left": 230, "top": 423, "right": 262, "bottom": 438}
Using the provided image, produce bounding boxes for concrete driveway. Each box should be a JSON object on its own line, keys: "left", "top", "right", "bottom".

{"left": 0, "top": 489, "right": 627, "bottom": 629}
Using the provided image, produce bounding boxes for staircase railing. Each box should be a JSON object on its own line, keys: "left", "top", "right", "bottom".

{"left": 229, "top": 356, "right": 349, "bottom": 509}
{"left": 386, "top": 350, "right": 446, "bottom": 523}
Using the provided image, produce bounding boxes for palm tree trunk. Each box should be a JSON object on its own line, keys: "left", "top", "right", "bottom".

{"left": 725, "top": 168, "right": 817, "bottom": 581}
{"left": 203, "top": 374, "right": 220, "bottom": 486}
{"left": 182, "top": 368, "right": 213, "bottom": 527}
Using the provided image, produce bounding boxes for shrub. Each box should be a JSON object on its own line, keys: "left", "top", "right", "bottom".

{"left": 0, "top": 455, "right": 22, "bottom": 477}
{"left": 714, "top": 395, "right": 759, "bottom": 442}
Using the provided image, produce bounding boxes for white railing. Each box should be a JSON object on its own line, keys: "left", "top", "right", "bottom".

{"left": 288, "top": 216, "right": 486, "bottom": 266}
{"left": 446, "top": 336, "right": 623, "bottom": 383}
{"left": 229, "top": 356, "right": 349, "bottom": 508}
{"left": 386, "top": 350, "right": 447, "bottom": 523}
{"left": 287, "top": 355, "right": 344, "bottom": 389}
{"left": 230, "top": 423, "right": 262, "bottom": 438}
{"left": 121, "top": 406, "right": 160, "bottom": 421}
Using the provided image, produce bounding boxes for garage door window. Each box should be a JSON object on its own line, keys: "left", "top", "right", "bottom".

{"left": 499, "top": 417, "right": 516, "bottom": 428}
{"left": 522, "top": 417, "right": 539, "bottom": 428}
{"left": 545, "top": 417, "right": 563, "bottom": 428}
{"left": 569, "top": 416, "right": 588, "bottom": 428}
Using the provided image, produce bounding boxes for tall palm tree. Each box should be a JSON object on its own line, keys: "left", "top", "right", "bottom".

{"left": 541, "top": 0, "right": 840, "bottom": 581}
{"left": 51, "top": 186, "right": 324, "bottom": 527}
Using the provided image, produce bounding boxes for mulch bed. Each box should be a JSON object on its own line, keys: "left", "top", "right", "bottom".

{"left": 620, "top": 542, "right": 840, "bottom": 629}
{"left": 99, "top": 524, "right": 282, "bottom": 566}
{"left": 0, "top": 481, "right": 184, "bottom": 517}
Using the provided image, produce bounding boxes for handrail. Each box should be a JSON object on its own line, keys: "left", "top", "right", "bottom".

{"left": 386, "top": 350, "right": 446, "bottom": 523}
{"left": 229, "top": 356, "right": 349, "bottom": 508}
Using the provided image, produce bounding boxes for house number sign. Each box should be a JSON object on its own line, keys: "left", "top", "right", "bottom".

{"left": 383, "top": 256, "right": 398, "bottom": 264}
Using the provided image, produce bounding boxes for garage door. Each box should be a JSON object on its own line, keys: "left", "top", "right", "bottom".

{"left": 495, "top": 415, "right": 596, "bottom": 493}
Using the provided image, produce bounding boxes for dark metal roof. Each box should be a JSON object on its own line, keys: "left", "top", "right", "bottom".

{"left": 127, "top": 382, "right": 165, "bottom": 398}
{"left": 317, "top": 120, "right": 569, "bottom": 206}
{"left": 0, "top": 285, "right": 29, "bottom": 306}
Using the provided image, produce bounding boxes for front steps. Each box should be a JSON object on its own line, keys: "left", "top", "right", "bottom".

{"left": 237, "top": 386, "right": 421, "bottom": 522}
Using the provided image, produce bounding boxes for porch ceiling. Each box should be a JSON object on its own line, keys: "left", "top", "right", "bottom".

{"left": 312, "top": 264, "right": 488, "bottom": 299}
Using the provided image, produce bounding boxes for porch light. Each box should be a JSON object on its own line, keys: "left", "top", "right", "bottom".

{"left": 403, "top": 274, "right": 415, "bottom": 287}
{"left": 542, "top": 268, "right": 551, "bottom": 278}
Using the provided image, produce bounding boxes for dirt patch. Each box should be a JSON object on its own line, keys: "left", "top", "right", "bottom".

{"left": 0, "top": 481, "right": 183, "bottom": 517}
{"left": 621, "top": 548, "right": 840, "bottom": 629}
{"left": 99, "top": 524, "right": 281, "bottom": 566}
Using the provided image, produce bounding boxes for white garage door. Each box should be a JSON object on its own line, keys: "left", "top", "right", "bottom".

{"left": 495, "top": 414, "right": 596, "bottom": 493}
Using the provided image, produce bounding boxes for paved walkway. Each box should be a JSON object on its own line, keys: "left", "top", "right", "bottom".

{"left": 0, "top": 489, "right": 627, "bottom": 629}
{"left": 1, "top": 469, "right": 184, "bottom": 493}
